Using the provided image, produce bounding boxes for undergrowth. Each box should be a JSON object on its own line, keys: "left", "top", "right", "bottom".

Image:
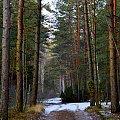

{"left": 86, "top": 105, "right": 120, "bottom": 120}
{"left": 0, "top": 104, "right": 44, "bottom": 120}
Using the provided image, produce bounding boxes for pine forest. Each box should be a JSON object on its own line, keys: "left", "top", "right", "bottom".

{"left": 0, "top": 0, "right": 120, "bottom": 119}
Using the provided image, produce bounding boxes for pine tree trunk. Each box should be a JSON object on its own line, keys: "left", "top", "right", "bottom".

{"left": 1, "top": 0, "right": 10, "bottom": 119}
{"left": 68, "top": 0, "right": 74, "bottom": 90}
{"left": 93, "top": 17, "right": 99, "bottom": 107}
{"left": 109, "top": 0, "right": 119, "bottom": 113}
{"left": 24, "top": 26, "right": 28, "bottom": 108}
{"left": 76, "top": 0, "right": 81, "bottom": 101}
{"left": 83, "top": 0, "right": 95, "bottom": 106}
{"left": 90, "top": 0, "right": 99, "bottom": 107}
{"left": 41, "top": 50, "right": 46, "bottom": 93}
{"left": 16, "top": 0, "right": 24, "bottom": 112}
{"left": 83, "top": 18, "right": 87, "bottom": 102}
{"left": 30, "top": 0, "right": 41, "bottom": 106}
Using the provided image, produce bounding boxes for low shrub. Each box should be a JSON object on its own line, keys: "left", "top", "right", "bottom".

{"left": 60, "top": 87, "right": 75, "bottom": 103}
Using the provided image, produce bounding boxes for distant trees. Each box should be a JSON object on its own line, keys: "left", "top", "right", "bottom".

{"left": 50, "top": 0, "right": 120, "bottom": 113}
{"left": 1, "top": 0, "right": 10, "bottom": 119}
{"left": 52, "top": 0, "right": 96, "bottom": 104}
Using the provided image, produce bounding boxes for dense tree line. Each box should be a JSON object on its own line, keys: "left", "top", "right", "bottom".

{"left": 1, "top": 0, "right": 120, "bottom": 119}
{"left": 49, "top": 0, "right": 120, "bottom": 113}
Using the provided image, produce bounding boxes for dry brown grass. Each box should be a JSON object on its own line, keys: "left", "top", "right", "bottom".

{"left": 8, "top": 111, "right": 40, "bottom": 120}
{"left": 85, "top": 106, "right": 100, "bottom": 113}
{"left": 28, "top": 104, "right": 45, "bottom": 113}
{"left": 1, "top": 104, "right": 45, "bottom": 120}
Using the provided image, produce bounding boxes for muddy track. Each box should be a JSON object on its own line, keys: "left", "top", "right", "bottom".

{"left": 37, "top": 110, "right": 101, "bottom": 120}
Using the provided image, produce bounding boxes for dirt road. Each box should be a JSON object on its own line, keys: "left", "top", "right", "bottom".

{"left": 37, "top": 110, "right": 101, "bottom": 120}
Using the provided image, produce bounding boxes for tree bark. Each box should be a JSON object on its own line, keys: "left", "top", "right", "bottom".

{"left": 30, "top": 0, "right": 41, "bottom": 106}
{"left": 40, "top": 49, "right": 46, "bottom": 93}
{"left": 76, "top": 0, "right": 81, "bottom": 101}
{"left": 83, "top": 15, "right": 87, "bottom": 102}
{"left": 83, "top": 0, "right": 95, "bottom": 106}
{"left": 109, "top": 0, "right": 120, "bottom": 113}
{"left": 16, "top": 0, "right": 24, "bottom": 112}
{"left": 68, "top": 0, "right": 74, "bottom": 91}
{"left": 90, "top": 0, "right": 99, "bottom": 107}
{"left": 1, "top": 0, "right": 10, "bottom": 119}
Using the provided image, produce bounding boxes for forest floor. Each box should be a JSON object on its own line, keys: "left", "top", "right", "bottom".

{"left": 3, "top": 98, "right": 120, "bottom": 120}
{"left": 37, "top": 109, "right": 120, "bottom": 120}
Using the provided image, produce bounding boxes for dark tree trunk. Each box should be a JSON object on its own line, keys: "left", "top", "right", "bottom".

{"left": 76, "top": 0, "right": 81, "bottom": 101}
{"left": 1, "top": 0, "right": 10, "bottom": 119}
{"left": 90, "top": 0, "right": 99, "bottom": 107}
{"left": 83, "top": 15, "right": 87, "bottom": 102}
{"left": 30, "top": 0, "right": 41, "bottom": 106}
{"left": 83, "top": 0, "right": 95, "bottom": 106}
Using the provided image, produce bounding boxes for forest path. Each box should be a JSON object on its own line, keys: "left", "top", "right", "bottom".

{"left": 37, "top": 110, "right": 101, "bottom": 120}
{"left": 37, "top": 98, "right": 101, "bottom": 120}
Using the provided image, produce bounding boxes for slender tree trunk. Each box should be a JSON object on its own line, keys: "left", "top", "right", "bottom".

{"left": 41, "top": 49, "right": 46, "bottom": 93}
{"left": 90, "top": 0, "right": 99, "bottom": 107}
{"left": 10, "top": 50, "right": 15, "bottom": 81}
{"left": 68, "top": 0, "right": 74, "bottom": 90}
{"left": 30, "top": 0, "right": 41, "bottom": 106}
{"left": 60, "top": 75, "right": 62, "bottom": 92}
{"left": 24, "top": 26, "right": 28, "bottom": 108}
{"left": 93, "top": 16, "right": 99, "bottom": 107}
{"left": 76, "top": 0, "right": 81, "bottom": 101}
{"left": 24, "top": 2, "right": 30, "bottom": 107}
{"left": 113, "top": 0, "right": 120, "bottom": 103}
{"left": 1, "top": 0, "right": 10, "bottom": 119}
{"left": 16, "top": 0, "right": 24, "bottom": 112}
{"left": 83, "top": 16, "right": 87, "bottom": 102}
{"left": 117, "top": 65, "right": 120, "bottom": 100}
{"left": 83, "top": 0, "right": 95, "bottom": 106}
{"left": 113, "top": 0, "right": 117, "bottom": 37}
{"left": 109, "top": 0, "right": 119, "bottom": 113}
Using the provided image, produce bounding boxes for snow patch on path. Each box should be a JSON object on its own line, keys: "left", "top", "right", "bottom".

{"left": 45, "top": 102, "right": 90, "bottom": 114}
{"left": 43, "top": 98, "right": 90, "bottom": 114}
{"left": 43, "top": 98, "right": 111, "bottom": 115}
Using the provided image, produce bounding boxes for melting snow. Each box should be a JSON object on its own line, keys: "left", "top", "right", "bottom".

{"left": 43, "top": 98, "right": 111, "bottom": 115}
{"left": 101, "top": 102, "right": 111, "bottom": 108}
{"left": 43, "top": 98, "right": 62, "bottom": 104}
{"left": 45, "top": 102, "right": 90, "bottom": 114}
{"left": 43, "top": 98, "right": 90, "bottom": 114}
